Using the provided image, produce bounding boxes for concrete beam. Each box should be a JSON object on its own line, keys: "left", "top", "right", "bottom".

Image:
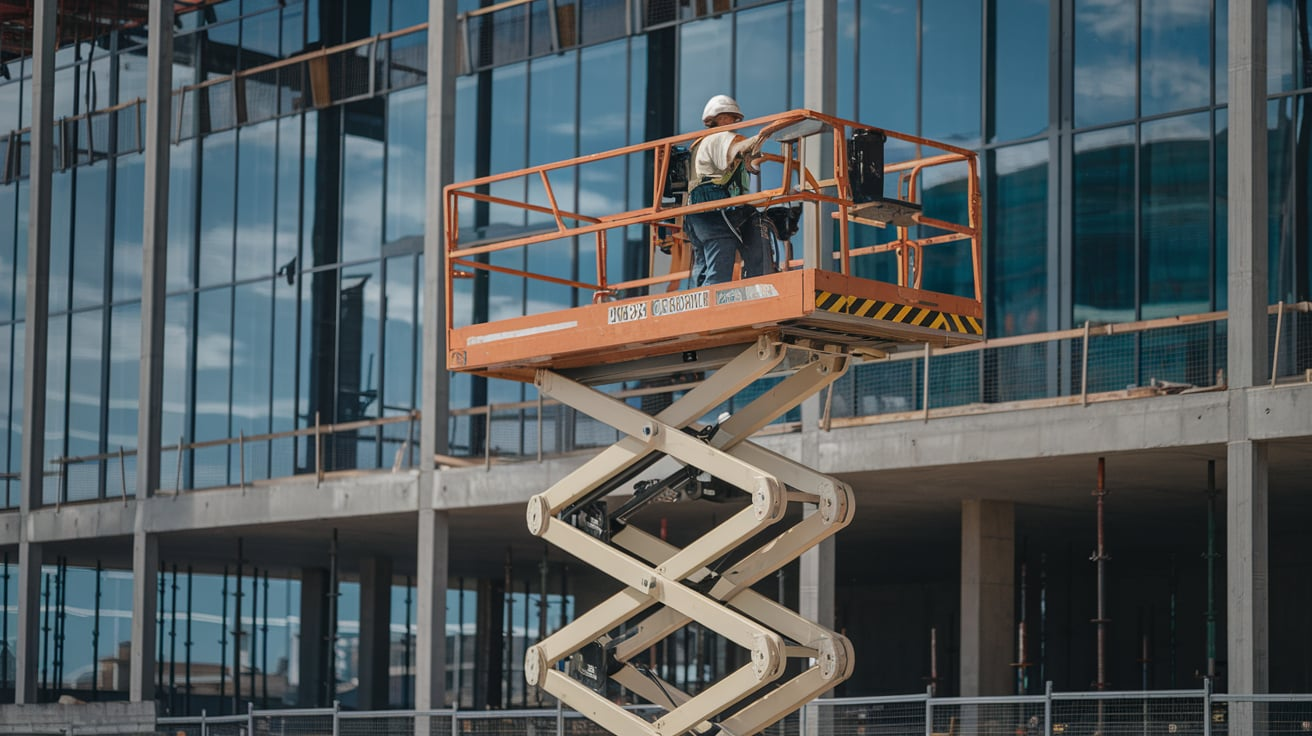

{"left": 959, "top": 499, "right": 1014, "bottom": 696}
{"left": 414, "top": 509, "right": 450, "bottom": 710}
{"left": 357, "top": 556, "right": 394, "bottom": 710}
{"left": 137, "top": 0, "right": 174, "bottom": 498}
{"left": 129, "top": 530, "right": 158, "bottom": 702}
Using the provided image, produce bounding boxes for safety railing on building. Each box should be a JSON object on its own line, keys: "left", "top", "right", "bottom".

{"left": 0, "top": 24, "right": 428, "bottom": 185}
{"left": 823, "top": 301, "right": 1312, "bottom": 427}
{"left": 8, "top": 303, "right": 1309, "bottom": 505}
{"left": 145, "top": 686, "right": 1312, "bottom": 736}
{"left": 40, "top": 411, "right": 420, "bottom": 505}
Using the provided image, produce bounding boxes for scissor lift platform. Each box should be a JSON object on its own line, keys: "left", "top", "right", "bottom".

{"left": 443, "top": 110, "right": 983, "bottom": 736}
{"left": 449, "top": 268, "right": 982, "bottom": 383}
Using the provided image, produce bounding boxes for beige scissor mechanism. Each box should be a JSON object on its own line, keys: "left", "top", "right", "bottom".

{"left": 524, "top": 334, "right": 855, "bottom": 736}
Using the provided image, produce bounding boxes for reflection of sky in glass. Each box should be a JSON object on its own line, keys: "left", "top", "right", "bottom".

{"left": 0, "top": 185, "right": 15, "bottom": 323}
{"left": 1141, "top": 0, "right": 1210, "bottom": 118}
{"left": 858, "top": 0, "right": 915, "bottom": 134}
{"left": 1074, "top": 0, "right": 1136, "bottom": 128}
{"left": 735, "top": 4, "right": 789, "bottom": 117}
{"left": 922, "top": 0, "right": 980, "bottom": 145}
{"left": 679, "top": 19, "right": 734, "bottom": 133}
{"left": 1073, "top": 124, "right": 1135, "bottom": 324}
{"left": 1141, "top": 112, "right": 1211, "bottom": 318}
{"left": 988, "top": 141, "right": 1048, "bottom": 337}
{"left": 990, "top": 0, "right": 1047, "bottom": 142}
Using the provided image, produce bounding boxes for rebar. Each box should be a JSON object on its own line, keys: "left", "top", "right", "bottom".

{"left": 185, "top": 566, "right": 193, "bottom": 715}
{"left": 170, "top": 564, "right": 178, "bottom": 710}
{"left": 218, "top": 566, "right": 228, "bottom": 713}
{"left": 262, "top": 570, "right": 269, "bottom": 708}
{"left": 1, "top": 551, "right": 8, "bottom": 690}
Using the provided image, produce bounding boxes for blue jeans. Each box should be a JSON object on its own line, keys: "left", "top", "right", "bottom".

{"left": 685, "top": 187, "right": 774, "bottom": 287}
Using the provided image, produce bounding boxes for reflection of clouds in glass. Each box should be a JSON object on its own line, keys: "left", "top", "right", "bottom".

{"left": 1140, "top": 111, "right": 1210, "bottom": 142}
{"left": 1142, "top": 58, "right": 1210, "bottom": 115}
{"left": 1074, "top": 61, "right": 1135, "bottom": 110}
{"left": 993, "top": 142, "right": 1048, "bottom": 176}
{"left": 1075, "top": 0, "right": 1135, "bottom": 43}
{"left": 196, "top": 331, "right": 233, "bottom": 371}
{"left": 1141, "top": 0, "right": 1209, "bottom": 25}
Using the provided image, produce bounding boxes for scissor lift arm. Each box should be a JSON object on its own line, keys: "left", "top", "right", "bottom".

{"left": 524, "top": 334, "right": 856, "bottom": 736}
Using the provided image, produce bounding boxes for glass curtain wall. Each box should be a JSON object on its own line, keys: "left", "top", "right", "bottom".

{"left": 0, "top": 0, "right": 429, "bottom": 502}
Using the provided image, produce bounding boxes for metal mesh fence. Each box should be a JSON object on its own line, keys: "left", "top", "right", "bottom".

{"left": 140, "top": 692, "right": 1312, "bottom": 736}
{"left": 251, "top": 713, "right": 334, "bottom": 736}
{"left": 1049, "top": 695, "right": 1202, "bottom": 736}
{"left": 813, "top": 696, "right": 928, "bottom": 736}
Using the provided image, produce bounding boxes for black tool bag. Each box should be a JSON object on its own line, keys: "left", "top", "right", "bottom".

{"left": 847, "top": 128, "right": 887, "bottom": 204}
{"left": 764, "top": 204, "right": 802, "bottom": 240}
{"left": 662, "top": 145, "right": 692, "bottom": 200}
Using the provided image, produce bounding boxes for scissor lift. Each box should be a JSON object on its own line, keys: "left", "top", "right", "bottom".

{"left": 445, "top": 110, "right": 984, "bottom": 735}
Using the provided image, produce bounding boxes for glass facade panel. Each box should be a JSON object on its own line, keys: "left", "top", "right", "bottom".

{"left": 113, "top": 154, "right": 145, "bottom": 302}
{"left": 735, "top": 4, "right": 790, "bottom": 116}
{"left": 199, "top": 132, "right": 237, "bottom": 287}
{"left": 1270, "top": 96, "right": 1296, "bottom": 303}
{"left": 987, "top": 141, "right": 1048, "bottom": 336}
{"left": 922, "top": 0, "right": 981, "bottom": 145}
{"left": 168, "top": 141, "right": 197, "bottom": 292}
{"left": 193, "top": 287, "right": 232, "bottom": 489}
{"left": 1141, "top": 0, "right": 1211, "bottom": 118}
{"left": 72, "top": 163, "right": 108, "bottom": 308}
{"left": 1141, "top": 113, "right": 1212, "bottom": 318}
{"left": 108, "top": 302, "right": 139, "bottom": 495}
{"left": 1074, "top": 0, "right": 1136, "bottom": 127}
{"left": 232, "top": 280, "right": 274, "bottom": 479}
{"left": 856, "top": 0, "right": 915, "bottom": 135}
{"left": 679, "top": 19, "right": 734, "bottom": 133}
{"left": 0, "top": 185, "right": 14, "bottom": 323}
{"left": 988, "top": 0, "right": 1048, "bottom": 142}
{"left": 386, "top": 87, "right": 426, "bottom": 246}
{"left": 66, "top": 309, "right": 104, "bottom": 501}
{"left": 0, "top": 324, "right": 12, "bottom": 507}
{"left": 1073, "top": 125, "right": 1136, "bottom": 324}
{"left": 341, "top": 101, "right": 385, "bottom": 264}
{"left": 49, "top": 171, "right": 72, "bottom": 314}
{"left": 236, "top": 121, "right": 279, "bottom": 280}
{"left": 43, "top": 314, "right": 68, "bottom": 504}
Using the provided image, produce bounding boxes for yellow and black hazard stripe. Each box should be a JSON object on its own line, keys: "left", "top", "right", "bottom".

{"left": 814, "top": 291, "right": 983, "bottom": 336}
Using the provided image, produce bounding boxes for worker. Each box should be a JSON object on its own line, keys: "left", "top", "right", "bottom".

{"left": 685, "top": 95, "right": 775, "bottom": 286}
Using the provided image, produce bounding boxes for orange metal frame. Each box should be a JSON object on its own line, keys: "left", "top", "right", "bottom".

{"left": 445, "top": 109, "right": 983, "bottom": 380}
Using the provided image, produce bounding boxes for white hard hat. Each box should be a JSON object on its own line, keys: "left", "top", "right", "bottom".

{"left": 702, "top": 94, "right": 743, "bottom": 126}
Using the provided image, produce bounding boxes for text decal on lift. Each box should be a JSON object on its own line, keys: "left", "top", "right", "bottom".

{"left": 607, "top": 302, "right": 648, "bottom": 324}
{"left": 651, "top": 290, "right": 710, "bottom": 317}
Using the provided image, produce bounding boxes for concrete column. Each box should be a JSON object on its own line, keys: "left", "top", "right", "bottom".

{"left": 14, "top": 0, "right": 56, "bottom": 706}
{"left": 420, "top": 0, "right": 458, "bottom": 467}
{"left": 357, "top": 556, "right": 394, "bottom": 710}
{"left": 14, "top": 542, "right": 42, "bottom": 704}
{"left": 959, "top": 499, "right": 1014, "bottom": 697}
{"left": 414, "top": 510, "right": 450, "bottom": 711}
{"left": 136, "top": 0, "right": 174, "bottom": 498}
{"left": 1227, "top": 0, "right": 1268, "bottom": 391}
{"left": 297, "top": 568, "right": 330, "bottom": 707}
{"left": 1227, "top": 441, "right": 1269, "bottom": 696}
{"left": 801, "top": 0, "right": 836, "bottom": 269}
{"left": 129, "top": 530, "right": 158, "bottom": 702}
{"left": 1226, "top": 0, "right": 1269, "bottom": 719}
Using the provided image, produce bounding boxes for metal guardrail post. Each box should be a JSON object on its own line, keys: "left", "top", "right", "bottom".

{"left": 1202, "top": 678, "right": 1212, "bottom": 736}
{"left": 201, "top": 709, "right": 208, "bottom": 736}
{"left": 924, "top": 685, "right": 934, "bottom": 736}
{"left": 332, "top": 700, "right": 340, "bottom": 736}
{"left": 537, "top": 394, "right": 544, "bottom": 463}
{"left": 451, "top": 707, "right": 460, "bottom": 736}
{"left": 119, "top": 446, "right": 128, "bottom": 505}
{"left": 484, "top": 406, "right": 493, "bottom": 469}
{"left": 1081, "top": 321, "right": 1091, "bottom": 405}
{"left": 922, "top": 343, "right": 931, "bottom": 423}
{"left": 556, "top": 699, "right": 564, "bottom": 736}
{"left": 239, "top": 431, "right": 246, "bottom": 488}
{"left": 1044, "top": 681, "right": 1053, "bottom": 736}
{"left": 176, "top": 434, "right": 185, "bottom": 492}
{"left": 1271, "top": 300, "right": 1285, "bottom": 386}
{"left": 315, "top": 412, "right": 324, "bottom": 486}
{"left": 246, "top": 701, "right": 254, "bottom": 736}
